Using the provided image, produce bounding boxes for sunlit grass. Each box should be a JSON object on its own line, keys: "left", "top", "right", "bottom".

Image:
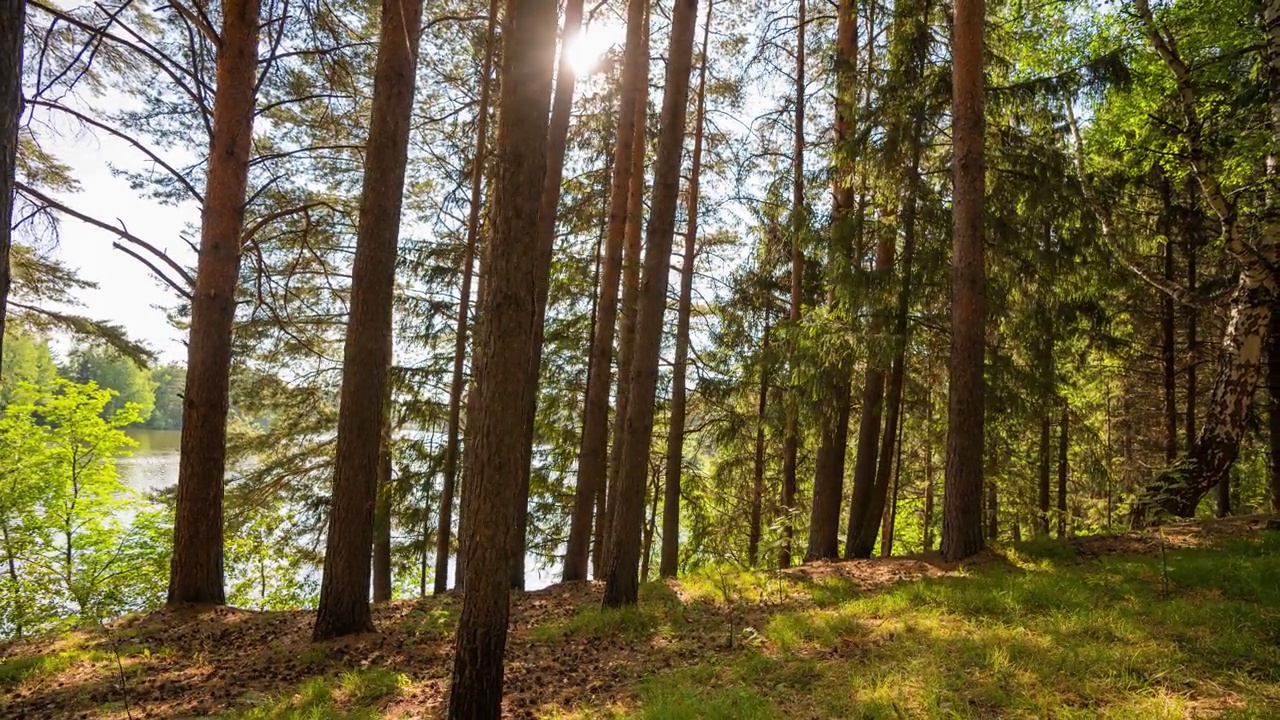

{"left": 230, "top": 666, "right": 408, "bottom": 719}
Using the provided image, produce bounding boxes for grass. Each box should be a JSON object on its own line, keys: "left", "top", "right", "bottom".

{"left": 0, "top": 646, "right": 112, "bottom": 684}
{"left": 601, "top": 532, "right": 1280, "bottom": 719}
{"left": 230, "top": 667, "right": 408, "bottom": 719}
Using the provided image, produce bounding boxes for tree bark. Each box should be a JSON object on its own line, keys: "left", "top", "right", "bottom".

{"left": 659, "top": 0, "right": 712, "bottom": 579}
{"left": 804, "top": 0, "right": 857, "bottom": 564}
{"left": 447, "top": 0, "right": 557, "bottom": 714}
{"left": 601, "top": 0, "right": 699, "bottom": 608}
{"left": 1161, "top": 186, "right": 1178, "bottom": 466}
{"left": 168, "top": 0, "right": 260, "bottom": 606}
{"left": 941, "top": 0, "right": 985, "bottom": 562}
{"left": 1037, "top": 408, "right": 1051, "bottom": 536}
{"left": 313, "top": 0, "right": 424, "bottom": 640}
{"left": 1270, "top": 309, "right": 1280, "bottom": 514}
{"left": 1054, "top": 399, "right": 1064, "bottom": 535}
{"left": 748, "top": 320, "right": 770, "bottom": 566}
{"left": 778, "top": 0, "right": 806, "bottom": 571}
{"left": 564, "top": 0, "right": 649, "bottom": 582}
{"left": 510, "top": 0, "right": 587, "bottom": 592}
{"left": 605, "top": 17, "right": 650, "bottom": 553}
{"left": 373, "top": 422, "right": 393, "bottom": 603}
{"left": 435, "top": 0, "right": 499, "bottom": 596}
{"left": 923, "top": 388, "right": 935, "bottom": 552}
{"left": 0, "top": 0, "right": 22, "bottom": 356}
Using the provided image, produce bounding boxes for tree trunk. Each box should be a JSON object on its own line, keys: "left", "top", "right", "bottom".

{"left": 601, "top": 0, "right": 700, "bottom": 608}
{"left": 0, "top": 0, "right": 22, "bottom": 355}
{"left": 447, "top": 0, "right": 557, "bottom": 714}
{"left": 845, "top": 230, "right": 893, "bottom": 559}
{"left": 313, "top": 0, "right": 424, "bottom": 640}
{"left": 168, "top": 0, "right": 260, "bottom": 607}
{"left": 1037, "top": 410, "right": 1051, "bottom": 536}
{"left": 564, "top": 0, "right": 649, "bottom": 582}
{"left": 779, "top": 0, "right": 806, "bottom": 572}
{"left": 880, "top": 407, "right": 904, "bottom": 557}
{"left": 941, "top": 0, "right": 986, "bottom": 562}
{"left": 510, "top": 0, "right": 587, "bottom": 592}
{"left": 659, "top": 0, "right": 712, "bottom": 579}
{"left": 804, "top": 0, "right": 857, "bottom": 564}
{"left": 640, "top": 466, "right": 659, "bottom": 580}
{"left": 1057, "top": 402, "right": 1068, "bottom": 539}
{"left": 985, "top": 440, "right": 998, "bottom": 541}
{"left": 1270, "top": 309, "right": 1280, "bottom": 514}
{"left": 748, "top": 321, "right": 770, "bottom": 566}
{"left": 923, "top": 389, "right": 935, "bottom": 552}
{"left": 373, "top": 423, "right": 393, "bottom": 604}
{"left": 1162, "top": 242, "right": 1178, "bottom": 466}
{"left": 436, "top": 0, "right": 498, "bottom": 596}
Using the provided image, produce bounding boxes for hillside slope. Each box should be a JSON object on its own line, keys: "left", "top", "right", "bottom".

{"left": 2, "top": 516, "right": 1277, "bottom": 719}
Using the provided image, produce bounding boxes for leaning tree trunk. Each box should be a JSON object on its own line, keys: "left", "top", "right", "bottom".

{"left": 447, "top": 0, "right": 558, "bottom": 715}
{"left": 659, "top": 0, "right": 712, "bottom": 580}
{"left": 0, "top": 0, "right": 22, "bottom": 354}
{"left": 434, "top": 0, "right": 498, "bottom": 596}
{"left": 601, "top": 0, "right": 700, "bottom": 609}
{"left": 941, "top": 0, "right": 986, "bottom": 562}
{"left": 168, "top": 0, "right": 260, "bottom": 606}
{"left": 511, "top": 0, "right": 587, "bottom": 592}
{"left": 313, "top": 0, "right": 424, "bottom": 640}
{"left": 804, "top": 0, "right": 857, "bottom": 564}
{"left": 563, "top": 0, "right": 648, "bottom": 582}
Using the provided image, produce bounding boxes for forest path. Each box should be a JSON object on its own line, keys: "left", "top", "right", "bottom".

{"left": 1, "top": 514, "right": 1276, "bottom": 719}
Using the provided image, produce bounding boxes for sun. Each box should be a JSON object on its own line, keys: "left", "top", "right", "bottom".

{"left": 564, "top": 22, "right": 624, "bottom": 77}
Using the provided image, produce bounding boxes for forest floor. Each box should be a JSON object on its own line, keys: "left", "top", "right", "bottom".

{"left": 2, "top": 515, "right": 1278, "bottom": 719}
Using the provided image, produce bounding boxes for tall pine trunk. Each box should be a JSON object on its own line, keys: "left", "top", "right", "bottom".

{"left": 313, "top": 0, "right": 424, "bottom": 640}
{"left": 1270, "top": 310, "right": 1280, "bottom": 514}
{"left": 659, "top": 0, "right": 712, "bottom": 579}
{"left": 748, "top": 321, "right": 770, "bottom": 565}
{"left": 941, "top": 0, "right": 986, "bottom": 562}
{"left": 564, "top": 0, "right": 649, "bottom": 582}
{"left": 1057, "top": 403, "right": 1068, "bottom": 539}
{"left": 804, "top": 0, "right": 857, "bottom": 563}
{"left": 601, "top": 0, "right": 700, "bottom": 608}
{"left": 447, "top": 0, "right": 557, "bottom": 713}
{"left": 923, "top": 389, "right": 935, "bottom": 552}
{"left": 510, "top": 0, "right": 587, "bottom": 591}
{"left": 779, "top": 0, "right": 806, "bottom": 570}
{"left": 1037, "top": 410, "right": 1051, "bottom": 536}
{"left": 435, "top": 0, "right": 498, "bottom": 595}
{"left": 373, "top": 424, "right": 393, "bottom": 603}
{"left": 0, "top": 0, "right": 21, "bottom": 353}
{"left": 168, "top": 0, "right": 261, "bottom": 606}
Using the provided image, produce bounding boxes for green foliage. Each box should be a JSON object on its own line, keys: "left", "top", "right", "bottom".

{"left": 0, "top": 379, "right": 170, "bottom": 639}
{"left": 145, "top": 363, "right": 185, "bottom": 430}
{"left": 61, "top": 346, "right": 158, "bottom": 424}
{"left": 231, "top": 667, "right": 408, "bottom": 719}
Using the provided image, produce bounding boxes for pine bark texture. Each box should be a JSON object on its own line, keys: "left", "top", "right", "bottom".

{"left": 748, "top": 323, "right": 770, "bottom": 566}
{"left": 601, "top": 0, "right": 699, "bottom": 608}
{"left": 447, "top": 0, "right": 557, "bottom": 714}
{"left": 435, "top": 0, "right": 499, "bottom": 596}
{"left": 373, "top": 429, "right": 393, "bottom": 604}
{"left": 941, "top": 0, "right": 985, "bottom": 562}
{"left": 313, "top": 0, "right": 424, "bottom": 640}
{"left": 659, "top": 0, "right": 712, "bottom": 579}
{"left": 564, "top": 0, "right": 648, "bottom": 582}
{"left": 168, "top": 0, "right": 260, "bottom": 606}
{"left": 1270, "top": 310, "right": 1280, "bottom": 514}
{"left": 0, "top": 0, "right": 22, "bottom": 354}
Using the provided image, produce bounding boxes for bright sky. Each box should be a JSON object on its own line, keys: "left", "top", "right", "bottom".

{"left": 29, "top": 15, "right": 627, "bottom": 366}
{"left": 34, "top": 114, "right": 197, "bottom": 363}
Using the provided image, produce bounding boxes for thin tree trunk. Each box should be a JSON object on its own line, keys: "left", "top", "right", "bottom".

{"left": 880, "top": 403, "right": 904, "bottom": 557}
{"left": 0, "top": 0, "right": 22, "bottom": 354}
{"left": 1162, "top": 227, "right": 1178, "bottom": 466}
{"left": 923, "top": 388, "right": 935, "bottom": 552}
{"left": 601, "top": 0, "right": 700, "bottom": 608}
{"left": 588, "top": 163, "right": 610, "bottom": 578}
{"left": 313, "top": 0, "right": 425, "bottom": 640}
{"left": 659, "top": 0, "right": 713, "bottom": 579}
{"left": 373, "top": 424, "right": 393, "bottom": 603}
{"left": 1037, "top": 410, "right": 1051, "bottom": 536}
{"left": 804, "top": 0, "right": 857, "bottom": 564}
{"left": 168, "top": 0, "right": 260, "bottom": 606}
{"left": 1057, "top": 402, "right": 1068, "bottom": 539}
{"left": 640, "top": 466, "right": 659, "bottom": 580}
{"left": 985, "top": 440, "right": 998, "bottom": 541}
{"left": 511, "top": 0, "right": 587, "bottom": 592}
{"left": 435, "top": 0, "right": 499, "bottom": 596}
{"left": 748, "top": 320, "right": 770, "bottom": 566}
{"left": 941, "top": 0, "right": 986, "bottom": 561}
{"left": 1270, "top": 309, "right": 1280, "bottom": 514}
{"left": 564, "top": 0, "right": 649, "bottom": 582}
{"left": 779, "top": 0, "right": 806, "bottom": 571}
{"left": 447, "top": 0, "right": 558, "bottom": 714}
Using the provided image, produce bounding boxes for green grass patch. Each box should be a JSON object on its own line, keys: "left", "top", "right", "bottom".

{"left": 531, "top": 583, "right": 686, "bottom": 643}
{"left": 230, "top": 667, "right": 407, "bottom": 719}
{"left": 621, "top": 532, "right": 1280, "bottom": 718}
{"left": 0, "top": 648, "right": 112, "bottom": 684}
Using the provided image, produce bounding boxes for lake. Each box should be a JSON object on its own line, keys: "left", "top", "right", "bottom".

{"left": 117, "top": 427, "right": 559, "bottom": 590}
